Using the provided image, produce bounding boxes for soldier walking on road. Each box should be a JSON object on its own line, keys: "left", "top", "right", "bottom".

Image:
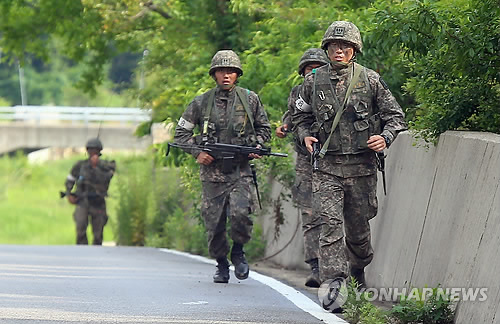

{"left": 292, "top": 21, "right": 407, "bottom": 290}
{"left": 276, "top": 48, "right": 329, "bottom": 288}
{"left": 65, "top": 138, "right": 116, "bottom": 245}
{"left": 174, "top": 50, "right": 271, "bottom": 283}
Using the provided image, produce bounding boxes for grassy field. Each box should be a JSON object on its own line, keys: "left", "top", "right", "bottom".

{"left": 0, "top": 152, "right": 118, "bottom": 245}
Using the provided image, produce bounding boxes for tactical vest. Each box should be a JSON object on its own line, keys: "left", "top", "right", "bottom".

{"left": 200, "top": 86, "right": 258, "bottom": 146}
{"left": 75, "top": 161, "right": 114, "bottom": 204}
{"left": 311, "top": 63, "right": 382, "bottom": 155}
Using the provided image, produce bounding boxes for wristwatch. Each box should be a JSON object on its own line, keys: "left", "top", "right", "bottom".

{"left": 382, "top": 134, "right": 391, "bottom": 147}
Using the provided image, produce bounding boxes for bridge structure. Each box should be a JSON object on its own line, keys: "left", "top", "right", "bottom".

{"left": 0, "top": 106, "right": 153, "bottom": 155}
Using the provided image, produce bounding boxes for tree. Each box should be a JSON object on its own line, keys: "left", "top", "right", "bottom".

{"left": 372, "top": 0, "right": 500, "bottom": 141}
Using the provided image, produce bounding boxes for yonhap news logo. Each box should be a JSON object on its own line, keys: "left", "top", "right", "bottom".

{"left": 317, "top": 278, "right": 348, "bottom": 312}
{"left": 318, "top": 279, "right": 488, "bottom": 312}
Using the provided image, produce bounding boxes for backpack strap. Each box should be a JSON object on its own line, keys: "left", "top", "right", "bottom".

{"left": 235, "top": 87, "right": 255, "bottom": 130}
{"left": 202, "top": 88, "right": 216, "bottom": 142}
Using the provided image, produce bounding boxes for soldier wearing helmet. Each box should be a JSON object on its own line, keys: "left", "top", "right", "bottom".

{"left": 65, "top": 138, "right": 116, "bottom": 245}
{"left": 174, "top": 50, "right": 271, "bottom": 283}
{"left": 276, "top": 48, "right": 329, "bottom": 288}
{"left": 292, "top": 21, "right": 407, "bottom": 295}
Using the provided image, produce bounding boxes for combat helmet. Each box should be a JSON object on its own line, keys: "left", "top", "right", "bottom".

{"left": 298, "top": 48, "right": 329, "bottom": 75}
{"left": 321, "top": 21, "right": 363, "bottom": 53}
{"left": 86, "top": 138, "right": 103, "bottom": 151}
{"left": 209, "top": 50, "right": 243, "bottom": 76}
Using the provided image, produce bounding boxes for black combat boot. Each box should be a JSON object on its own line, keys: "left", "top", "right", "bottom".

{"left": 231, "top": 243, "right": 249, "bottom": 280}
{"left": 213, "top": 257, "right": 230, "bottom": 283}
{"left": 350, "top": 267, "right": 366, "bottom": 289}
{"left": 305, "top": 258, "right": 321, "bottom": 288}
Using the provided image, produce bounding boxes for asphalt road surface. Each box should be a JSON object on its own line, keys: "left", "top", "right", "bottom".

{"left": 0, "top": 245, "right": 345, "bottom": 323}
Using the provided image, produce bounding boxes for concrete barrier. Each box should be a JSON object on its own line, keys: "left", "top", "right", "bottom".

{"left": 259, "top": 131, "right": 500, "bottom": 323}
{"left": 0, "top": 123, "right": 151, "bottom": 154}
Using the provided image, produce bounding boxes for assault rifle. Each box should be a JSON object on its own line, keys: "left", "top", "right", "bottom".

{"left": 376, "top": 151, "right": 387, "bottom": 195}
{"left": 311, "top": 134, "right": 321, "bottom": 172}
{"left": 167, "top": 142, "right": 287, "bottom": 173}
{"left": 59, "top": 191, "right": 103, "bottom": 200}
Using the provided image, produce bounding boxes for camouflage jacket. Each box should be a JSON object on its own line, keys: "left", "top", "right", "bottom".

{"left": 282, "top": 84, "right": 309, "bottom": 156}
{"left": 174, "top": 85, "right": 271, "bottom": 182}
{"left": 65, "top": 159, "right": 116, "bottom": 203}
{"left": 292, "top": 62, "right": 407, "bottom": 177}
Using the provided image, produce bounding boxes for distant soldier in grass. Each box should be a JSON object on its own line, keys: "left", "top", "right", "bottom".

{"left": 65, "top": 138, "right": 116, "bottom": 245}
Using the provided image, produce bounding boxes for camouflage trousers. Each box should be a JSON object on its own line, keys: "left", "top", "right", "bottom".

{"left": 292, "top": 153, "right": 322, "bottom": 262}
{"left": 313, "top": 171, "right": 377, "bottom": 282}
{"left": 73, "top": 199, "right": 108, "bottom": 245}
{"left": 201, "top": 176, "right": 255, "bottom": 259}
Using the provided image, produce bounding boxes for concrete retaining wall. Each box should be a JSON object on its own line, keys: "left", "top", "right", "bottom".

{"left": 259, "top": 131, "right": 500, "bottom": 323}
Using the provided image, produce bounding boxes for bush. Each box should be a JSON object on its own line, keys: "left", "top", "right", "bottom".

{"left": 342, "top": 279, "right": 390, "bottom": 324}
{"left": 372, "top": 0, "right": 500, "bottom": 142}
{"left": 113, "top": 154, "right": 152, "bottom": 246}
{"left": 390, "top": 287, "right": 455, "bottom": 324}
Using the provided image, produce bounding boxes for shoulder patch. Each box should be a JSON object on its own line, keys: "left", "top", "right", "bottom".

{"left": 379, "top": 77, "right": 389, "bottom": 90}
{"left": 178, "top": 117, "right": 196, "bottom": 131}
{"left": 295, "top": 95, "right": 311, "bottom": 112}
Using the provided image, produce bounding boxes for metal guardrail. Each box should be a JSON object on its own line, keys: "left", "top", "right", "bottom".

{"left": 0, "top": 106, "right": 151, "bottom": 123}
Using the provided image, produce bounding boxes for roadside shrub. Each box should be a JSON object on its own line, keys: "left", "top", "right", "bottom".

{"left": 114, "top": 154, "right": 152, "bottom": 246}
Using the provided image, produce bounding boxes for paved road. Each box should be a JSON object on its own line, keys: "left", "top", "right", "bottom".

{"left": 0, "top": 245, "right": 345, "bottom": 323}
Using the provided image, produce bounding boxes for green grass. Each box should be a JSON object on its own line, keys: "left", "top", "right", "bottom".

{"left": 0, "top": 153, "right": 117, "bottom": 245}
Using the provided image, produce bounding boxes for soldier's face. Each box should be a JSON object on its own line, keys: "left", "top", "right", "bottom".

{"left": 327, "top": 41, "right": 355, "bottom": 63}
{"left": 304, "top": 63, "right": 322, "bottom": 76}
{"left": 87, "top": 148, "right": 101, "bottom": 157}
{"left": 214, "top": 68, "right": 238, "bottom": 89}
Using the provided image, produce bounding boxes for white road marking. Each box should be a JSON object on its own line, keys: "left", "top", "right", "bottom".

{"left": 160, "top": 248, "right": 347, "bottom": 324}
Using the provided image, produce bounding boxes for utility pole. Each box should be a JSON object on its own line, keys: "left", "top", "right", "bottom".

{"left": 139, "top": 49, "right": 149, "bottom": 94}
{"left": 18, "top": 61, "right": 27, "bottom": 106}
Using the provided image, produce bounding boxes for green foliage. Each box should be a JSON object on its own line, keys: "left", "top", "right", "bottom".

{"left": 150, "top": 206, "right": 209, "bottom": 256}
{"left": 0, "top": 96, "right": 11, "bottom": 106}
{"left": 113, "top": 154, "right": 153, "bottom": 246}
{"left": 390, "top": 287, "right": 455, "bottom": 324}
{"left": 244, "top": 222, "right": 267, "bottom": 262}
{"left": 372, "top": 0, "right": 500, "bottom": 141}
{"left": 343, "top": 279, "right": 390, "bottom": 324}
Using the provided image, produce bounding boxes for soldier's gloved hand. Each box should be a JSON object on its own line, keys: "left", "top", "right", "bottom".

{"left": 275, "top": 125, "right": 288, "bottom": 138}
{"left": 196, "top": 151, "right": 215, "bottom": 165}
{"left": 304, "top": 136, "right": 318, "bottom": 154}
{"left": 67, "top": 194, "right": 78, "bottom": 205}
{"left": 367, "top": 135, "right": 386, "bottom": 152}
{"left": 248, "top": 144, "right": 263, "bottom": 160}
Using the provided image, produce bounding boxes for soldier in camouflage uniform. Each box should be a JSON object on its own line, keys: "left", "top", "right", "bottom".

{"left": 292, "top": 21, "right": 407, "bottom": 288}
{"left": 276, "top": 48, "right": 329, "bottom": 288}
{"left": 65, "top": 138, "right": 116, "bottom": 245}
{"left": 174, "top": 50, "right": 271, "bottom": 283}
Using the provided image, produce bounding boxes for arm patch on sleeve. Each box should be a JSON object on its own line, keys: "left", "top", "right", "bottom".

{"left": 178, "top": 117, "right": 195, "bottom": 131}
{"left": 295, "top": 95, "right": 312, "bottom": 112}
{"left": 379, "top": 77, "right": 389, "bottom": 90}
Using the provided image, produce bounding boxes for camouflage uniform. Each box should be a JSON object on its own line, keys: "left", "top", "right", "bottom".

{"left": 65, "top": 157, "right": 115, "bottom": 245}
{"left": 174, "top": 51, "right": 271, "bottom": 260}
{"left": 292, "top": 22, "right": 407, "bottom": 282}
{"left": 284, "top": 49, "right": 329, "bottom": 265}
{"left": 283, "top": 86, "right": 322, "bottom": 264}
